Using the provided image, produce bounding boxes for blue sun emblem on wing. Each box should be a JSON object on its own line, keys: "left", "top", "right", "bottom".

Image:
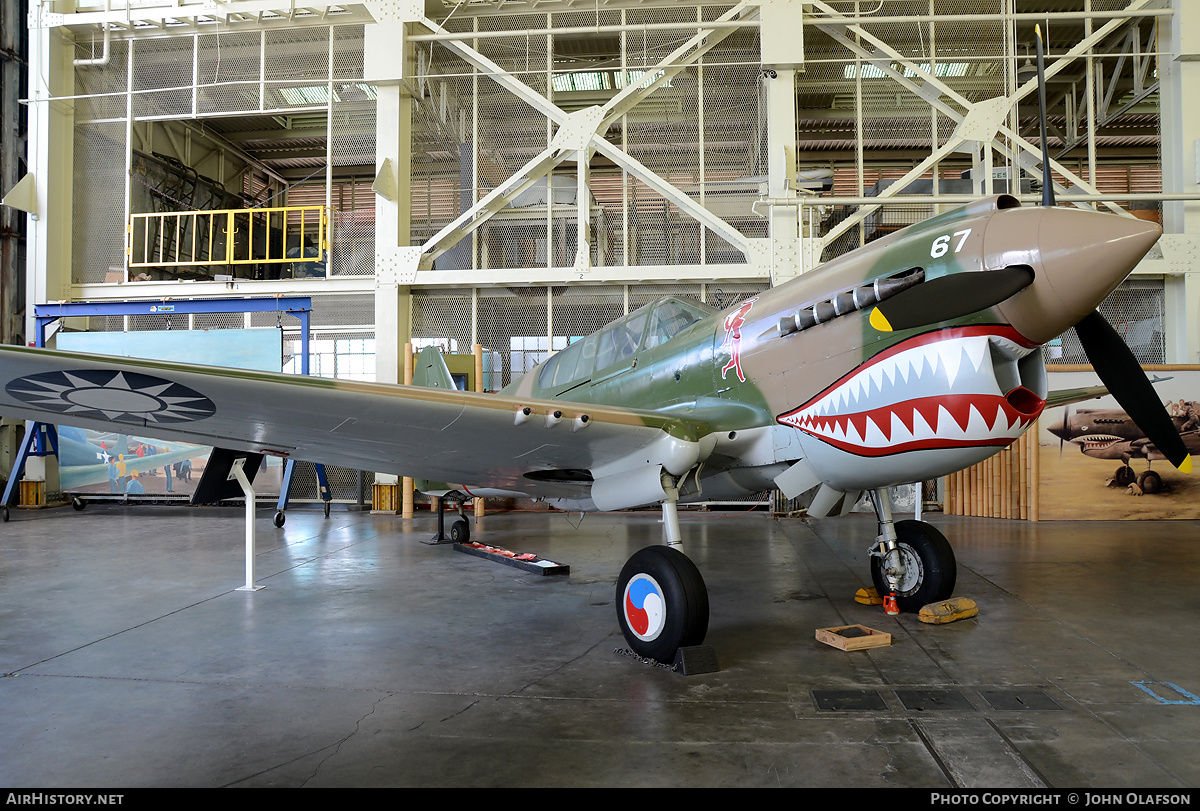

{"left": 5, "top": 370, "right": 215, "bottom": 425}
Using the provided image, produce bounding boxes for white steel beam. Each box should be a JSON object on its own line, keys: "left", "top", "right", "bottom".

{"left": 418, "top": 145, "right": 569, "bottom": 269}
{"left": 598, "top": 2, "right": 756, "bottom": 128}
{"left": 809, "top": 0, "right": 1158, "bottom": 246}
{"left": 409, "top": 8, "right": 756, "bottom": 265}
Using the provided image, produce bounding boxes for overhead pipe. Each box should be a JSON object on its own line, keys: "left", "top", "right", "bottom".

{"left": 74, "top": 2, "right": 112, "bottom": 67}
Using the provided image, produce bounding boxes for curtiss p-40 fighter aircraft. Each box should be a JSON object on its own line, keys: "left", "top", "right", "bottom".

{"left": 0, "top": 192, "right": 1185, "bottom": 662}
{"left": 0, "top": 32, "right": 1189, "bottom": 662}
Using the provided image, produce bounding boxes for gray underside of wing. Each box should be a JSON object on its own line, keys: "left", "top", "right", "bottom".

{"left": 0, "top": 346, "right": 685, "bottom": 499}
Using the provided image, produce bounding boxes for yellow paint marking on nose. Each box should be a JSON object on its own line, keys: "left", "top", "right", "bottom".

{"left": 869, "top": 307, "right": 893, "bottom": 333}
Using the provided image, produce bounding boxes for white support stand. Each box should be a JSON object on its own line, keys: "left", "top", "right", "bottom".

{"left": 230, "top": 458, "right": 264, "bottom": 592}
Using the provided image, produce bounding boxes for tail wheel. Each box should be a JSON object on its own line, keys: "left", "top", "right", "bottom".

{"left": 616, "top": 546, "right": 709, "bottom": 662}
{"left": 870, "top": 520, "right": 956, "bottom": 613}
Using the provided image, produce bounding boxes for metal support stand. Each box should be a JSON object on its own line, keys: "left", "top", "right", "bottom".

{"left": 1, "top": 421, "right": 58, "bottom": 521}
{"left": 229, "top": 458, "right": 264, "bottom": 592}
{"left": 275, "top": 459, "right": 332, "bottom": 520}
{"left": 425, "top": 497, "right": 449, "bottom": 544}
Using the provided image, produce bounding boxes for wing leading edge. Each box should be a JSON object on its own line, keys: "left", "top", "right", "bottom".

{"left": 0, "top": 345, "right": 712, "bottom": 504}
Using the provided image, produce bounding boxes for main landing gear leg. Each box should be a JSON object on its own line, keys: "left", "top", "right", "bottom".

{"left": 614, "top": 474, "right": 715, "bottom": 672}
{"left": 868, "top": 489, "right": 902, "bottom": 615}
{"left": 868, "top": 487, "right": 957, "bottom": 614}
{"left": 661, "top": 476, "right": 683, "bottom": 550}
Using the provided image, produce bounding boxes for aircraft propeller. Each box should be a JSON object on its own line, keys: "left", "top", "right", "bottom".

{"left": 1028, "top": 25, "right": 1189, "bottom": 473}
{"left": 869, "top": 26, "right": 1188, "bottom": 473}
{"left": 1057, "top": 404, "right": 1070, "bottom": 457}
{"left": 1073, "top": 312, "right": 1190, "bottom": 470}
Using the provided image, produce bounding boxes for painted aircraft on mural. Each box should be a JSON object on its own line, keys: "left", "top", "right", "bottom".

{"left": 0, "top": 36, "right": 1189, "bottom": 663}
{"left": 1048, "top": 401, "right": 1200, "bottom": 493}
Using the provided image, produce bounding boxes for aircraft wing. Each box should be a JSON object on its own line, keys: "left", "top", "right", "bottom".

{"left": 1044, "top": 375, "right": 1174, "bottom": 411}
{"left": 0, "top": 346, "right": 711, "bottom": 499}
{"left": 1044, "top": 385, "right": 1111, "bottom": 410}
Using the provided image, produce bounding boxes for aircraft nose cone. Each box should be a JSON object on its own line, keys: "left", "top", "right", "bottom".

{"left": 1047, "top": 422, "right": 1070, "bottom": 440}
{"left": 992, "top": 208, "right": 1161, "bottom": 344}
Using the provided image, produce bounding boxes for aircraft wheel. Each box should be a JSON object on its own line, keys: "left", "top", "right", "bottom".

{"left": 450, "top": 518, "right": 470, "bottom": 543}
{"left": 71, "top": 497, "right": 86, "bottom": 511}
{"left": 1137, "top": 470, "right": 1163, "bottom": 494}
{"left": 1114, "top": 466, "right": 1136, "bottom": 487}
{"left": 870, "top": 520, "right": 956, "bottom": 613}
{"left": 616, "top": 545, "right": 709, "bottom": 663}
{"left": 273, "top": 511, "right": 286, "bottom": 528}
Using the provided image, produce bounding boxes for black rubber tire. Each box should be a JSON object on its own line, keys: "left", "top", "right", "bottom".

{"left": 450, "top": 518, "right": 470, "bottom": 543}
{"left": 1114, "top": 466, "right": 1136, "bottom": 487}
{"left": 870, "top": 520, "right": 957, "bottom": 613}
{"left": 2, "top": 507, "right": 8, "bottom": 523}
{"left": 71, "top": 497, "right": 86, "bottom": 511}
{"left": 273, "top": 511, "right": 286, "bottom": 528}
{"left": 324, "top": 501, "right": 331, "bottom": 518}
{"left": 1138, "top": 469, "right": 1163, "bottom": 494}
{"left": 615, "top": 545, "right": 709, "bottom": 662}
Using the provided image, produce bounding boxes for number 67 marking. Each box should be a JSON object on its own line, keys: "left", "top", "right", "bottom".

{"left": 931, "top": 228, "right": 972, "bottom": 258}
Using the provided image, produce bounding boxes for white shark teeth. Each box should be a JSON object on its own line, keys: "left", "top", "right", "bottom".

{"left": 812, "top": 335, "right": 996, "bottom": 419}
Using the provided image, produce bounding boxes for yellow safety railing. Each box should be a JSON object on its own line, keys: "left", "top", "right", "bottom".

{"left": 129, "top": 205, "right": 330, "bottom": 274}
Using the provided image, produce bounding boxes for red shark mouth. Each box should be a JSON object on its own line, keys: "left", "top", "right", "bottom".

{"left": 777, "top": 326, "right": 1046, "bottom": 458}
{"left": 1073, "top": 435, "right": 1124, "bottom": 452}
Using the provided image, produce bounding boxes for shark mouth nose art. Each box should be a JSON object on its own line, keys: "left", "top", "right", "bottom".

{"left": 1072, "top": 435, "right": 1125, "bottom": 452}
{"left": 777, "top": 326, "right": 1046, "bottom": 457}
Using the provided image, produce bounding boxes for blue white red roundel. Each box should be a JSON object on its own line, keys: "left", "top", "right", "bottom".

{"left": 623, "top": 574, "right": 666, "bottom": 642}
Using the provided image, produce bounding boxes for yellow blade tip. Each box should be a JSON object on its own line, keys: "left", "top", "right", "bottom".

{"left": 869, "top": 307, "right": 893, "bottom": 332}
{"left": 1178, "top": 455, "right": 1192, "bottom": 474}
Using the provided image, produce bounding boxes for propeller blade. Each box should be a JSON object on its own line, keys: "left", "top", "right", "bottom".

{"left": 1074, "top": 310, "right": 1191, "bottom": 472}
{"left": 869, "top": 265, "right": 1034, "bottom": 332}
{"left": 1035, "top": 24, "right": 1055, "bottom": 207}
{"left": 1059, "top": 406, "right": 1069, "bottom": 457}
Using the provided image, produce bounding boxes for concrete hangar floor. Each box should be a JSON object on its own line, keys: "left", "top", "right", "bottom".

{"left": 0, "top": 503, "right": 1197, "bottom": 789}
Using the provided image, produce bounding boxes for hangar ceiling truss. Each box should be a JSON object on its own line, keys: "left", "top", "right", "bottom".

{"left": 406, "top": 2, "right": 761, "bottom": 275}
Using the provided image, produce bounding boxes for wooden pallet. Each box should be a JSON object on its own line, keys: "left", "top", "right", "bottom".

{"left": 816, "top": 624, "right": 892, "bottom": 651}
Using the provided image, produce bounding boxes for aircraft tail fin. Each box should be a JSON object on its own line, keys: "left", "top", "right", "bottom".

{"left": 412, "top": 345, "right": 456, "bottom": 390}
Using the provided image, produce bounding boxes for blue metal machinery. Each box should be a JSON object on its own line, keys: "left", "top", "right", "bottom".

{"left": 2, "top": 297, "right": 331, "bottom": 524}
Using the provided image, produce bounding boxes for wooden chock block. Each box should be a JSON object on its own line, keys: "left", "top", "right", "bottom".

{"left": 816, "top": 624, "right": 891, "bottom": 651}
{"left": 918, "top": 597, "right": 979, "bottom": 625}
